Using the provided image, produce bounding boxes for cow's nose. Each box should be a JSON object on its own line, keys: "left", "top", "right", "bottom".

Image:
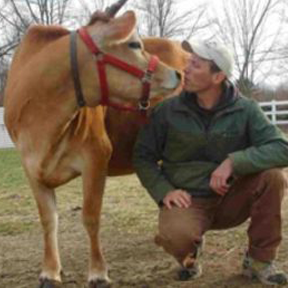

{"left": 175, "top": 71, "right": 182, "bottom": 80}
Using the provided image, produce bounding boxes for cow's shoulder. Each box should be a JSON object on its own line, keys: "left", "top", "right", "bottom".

{"left": 26, "top": 25, "right": 69, "bottom": 43}
{"left": 12, "top": 25, "right": 69, "bottom": 66}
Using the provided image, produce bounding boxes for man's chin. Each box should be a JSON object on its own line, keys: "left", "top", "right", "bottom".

{"left": 183, "top": 85, "right": 196, "bottom": 93}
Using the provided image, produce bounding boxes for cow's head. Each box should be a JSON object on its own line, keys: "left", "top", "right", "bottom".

{"left": 77, "top": 10, "right": 181, "bottom": 108}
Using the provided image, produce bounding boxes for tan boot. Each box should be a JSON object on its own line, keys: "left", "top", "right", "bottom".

{"left": 177, "top": 238, "right": 204, "bottom": 281}
{"left": 242, "top": 253, "right": 288, "bottom": 286}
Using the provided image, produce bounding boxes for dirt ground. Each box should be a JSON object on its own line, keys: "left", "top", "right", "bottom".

{"left": 0, "top": 171, "right": 288, "bottom": 288}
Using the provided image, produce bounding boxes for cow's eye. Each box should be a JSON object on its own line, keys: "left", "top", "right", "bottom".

{"left": 128, "top": 42, "right": 142, "bottom": 49}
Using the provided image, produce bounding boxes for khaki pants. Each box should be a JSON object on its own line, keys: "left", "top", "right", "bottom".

{"left": 155, "top": 169, "right": 287, "bottom": 266}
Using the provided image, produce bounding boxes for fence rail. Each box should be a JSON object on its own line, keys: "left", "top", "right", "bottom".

{"left": 259, "top": 100, "right": 288, "bottom": 125}
{"left": 1, "top": 100, "right": 288, "bottom": 149}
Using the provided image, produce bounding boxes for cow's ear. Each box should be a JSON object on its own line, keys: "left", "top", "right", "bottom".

{"left": 105, "top": 11, "right": 136, "bottom": 43}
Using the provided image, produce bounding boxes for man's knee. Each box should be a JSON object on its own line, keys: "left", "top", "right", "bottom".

{"left": 158, "top": 223, "right": 201, "bottom": 245}
{"left": 155, "top": 230, "right": 201, "bottom": 264}
{"left": 245, "top": 169, "right": 286, "bottom": 216}
{"left": 157, "top": 209, "right": 202, "bottom": 262}
{"left": 259, "top": 169, "right": 287, "bottom": 194}
{"left": 158, "top": 208, "right": 202, "bottom": 244}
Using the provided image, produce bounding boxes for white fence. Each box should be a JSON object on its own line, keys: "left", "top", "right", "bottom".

{"left": 0, "top": 107, "right": 14, "bottom": 149}
{"left": 0, "top": 100, "right": 288, "bottom": 149}
{"left": 259, "top": 100, "right": 288, "bottom": 125}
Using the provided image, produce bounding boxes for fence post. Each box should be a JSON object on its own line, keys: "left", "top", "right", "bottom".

{"left": 0, "top": 107, "right": 14, "bottom": 148}
{"left": 271, "top": 100, "right": 277, "bottom": 125}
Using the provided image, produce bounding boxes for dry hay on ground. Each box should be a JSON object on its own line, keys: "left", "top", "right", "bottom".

{"left": 0, "top": 168, "right": 287, "bottom": 288}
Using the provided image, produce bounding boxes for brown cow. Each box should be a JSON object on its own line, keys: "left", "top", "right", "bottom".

{"left": 4, "top": 8, "right": 183, "bottom": 288}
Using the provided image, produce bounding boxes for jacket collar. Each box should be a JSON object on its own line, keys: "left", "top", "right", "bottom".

{"left": 174, "top": 84, "right": 244, "bottom": 114}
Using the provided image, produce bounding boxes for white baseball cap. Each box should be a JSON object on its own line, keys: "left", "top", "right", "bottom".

{"left": 182, "top": 40, "right": 234, "bottom": 78}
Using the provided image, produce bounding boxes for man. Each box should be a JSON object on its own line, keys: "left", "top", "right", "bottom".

{"left": 133, "top": 39, "right": 288, "bottom": 285}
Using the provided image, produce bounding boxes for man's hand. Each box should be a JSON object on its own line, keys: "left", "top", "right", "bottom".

{"left": 210, "top": 158, "right": 233, "bottom": 196}
{"left": 163, "top": 189, "right": 191, "bottom": 209}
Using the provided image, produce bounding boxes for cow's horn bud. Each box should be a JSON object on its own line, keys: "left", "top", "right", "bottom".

{"left": 105, "top": 0, "right": 129, "bottom": 17}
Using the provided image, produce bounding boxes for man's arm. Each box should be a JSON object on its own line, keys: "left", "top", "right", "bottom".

{"left": 229, "top": 100, "right": 288, "bottom": 175}
{"left": 133, "top": 107, "right": 176, "bottom": 204}
{"left": 210, "top": 100, "right": 288, "bottom": 195}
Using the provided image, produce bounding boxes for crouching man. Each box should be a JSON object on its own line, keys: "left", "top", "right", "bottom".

{"left": 133, "top": 39, "right": 288, "bottom": 285}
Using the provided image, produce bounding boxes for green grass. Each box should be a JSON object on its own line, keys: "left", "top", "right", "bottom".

{"left": 0, "top": 149, "right": 287, "bottom": 288}
{"left": 0, "top": 221, "right": 35, "bottom": 236}
{"left": 0, "top": 149, "right": 36, "bottom": 235}
{"left": 0, "top": 149, "right": 85, "bottom": 235}
{"left": 0, "top": 148, "right": 27, "bottom": 190}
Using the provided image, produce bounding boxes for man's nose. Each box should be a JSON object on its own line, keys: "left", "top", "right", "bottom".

{"left": 184, "top": 67, "right": 191, "bottom": 75}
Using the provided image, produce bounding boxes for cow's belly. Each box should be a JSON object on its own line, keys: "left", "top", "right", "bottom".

{"left": 22, "top": 151, "right": 82, "bottom": 188}
{"left": 18, "top": 132, "right": 84, "bottom": 189}
{"left": 42, "top": 160, "right": 81, "bottom": 188}
{"left": 107, "top": 159, "right": 134, "bottom": 176}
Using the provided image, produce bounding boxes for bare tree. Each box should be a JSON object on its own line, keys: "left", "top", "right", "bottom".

{"left": 0, "top": 0, "right": 75, "bottom": 57}
{"left": 131, "top": 0, "right": 211, "bottom": 39}
{"left": 279, "top": 10, "right": 288, "bottom": 78}
{"left": 212, "top": 0, "right": 286, "bottom": 96}
{"left": 0, "top": 0, "right": 76, "bottom": 95}
{"left": 77, "top": 0, "right": 107, "bottom": 21}
{"left": 0, "top": 53, "right": 9, "bottom": 106}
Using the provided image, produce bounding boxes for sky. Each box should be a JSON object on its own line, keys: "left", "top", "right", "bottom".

{"left": 123, "top": 0, "right": 288, "bottom": 87}
{"left": 0, "top": 0, "right": 287, "bottom": 87}
{"left": 183, "top": 0, "right": 288, "bottom": 87}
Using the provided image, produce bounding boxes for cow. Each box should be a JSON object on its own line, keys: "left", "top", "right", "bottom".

{"left": 4, "top": 1, "right": 186, "bottom": 286}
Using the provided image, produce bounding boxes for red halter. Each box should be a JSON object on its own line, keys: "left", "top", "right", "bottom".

{"left": 78, "top": 28, "right": 159, "bottom": 112}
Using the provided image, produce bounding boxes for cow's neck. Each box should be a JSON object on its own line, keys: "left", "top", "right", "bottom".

{"left": 13, "top": 35, "right": 99, "bottom": 155}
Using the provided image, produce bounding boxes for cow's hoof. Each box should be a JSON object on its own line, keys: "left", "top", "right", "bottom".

{"left": 38, "top": 279, "right": 61, "bottom": 288}
{"left": 88, "top": 279, "right": 111, "bottom": 288}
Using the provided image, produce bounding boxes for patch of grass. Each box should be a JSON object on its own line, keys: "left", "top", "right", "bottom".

{"left": 0, "top": 149, "right": 27, "bottom": 190}
{"left": 0, "top": 149, "right": 36, "bottom": 225}
{"left": 0, "top": 148, "right": 287, "bottom": 287}
{"left": 0, "top": 149, "right": 86, "bottom": 228}
{"left": 0, "top": 191, "right": 37, "bottom": 217}
{"left": 0, "top": 221, "right": 34, "bottom": 235}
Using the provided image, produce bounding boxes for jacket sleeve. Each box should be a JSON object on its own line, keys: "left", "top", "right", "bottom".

{"left": 229, "top": 100, "right": 288, "bottom": 175}
{"left": 133, "top": 106, "right": 175, "bottom": 204}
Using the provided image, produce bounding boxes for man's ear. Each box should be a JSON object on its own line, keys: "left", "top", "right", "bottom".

{"left": 213, "top": 71, "right": 226, "bottom": 85}
{"left": 104, "top": 11, "right": 136, "bottom": 44}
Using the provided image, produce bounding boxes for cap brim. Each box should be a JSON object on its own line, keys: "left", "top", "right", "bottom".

{"left": 181, "top": 40, "right": 213, "bottom": 61}
{"left": 181, "top": 40, "right": 193, "bottom": 53}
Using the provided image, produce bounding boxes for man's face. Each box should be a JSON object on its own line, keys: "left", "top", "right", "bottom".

{"left": 183, "top": 53, "right": 219, "bottom": 93}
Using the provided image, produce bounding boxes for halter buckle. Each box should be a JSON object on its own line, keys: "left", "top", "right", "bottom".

{"left": 142, "top": 71, "right": 153, "bottom": 83}
{"left": 138, "top": 100, "right": 150, "bottom": 111}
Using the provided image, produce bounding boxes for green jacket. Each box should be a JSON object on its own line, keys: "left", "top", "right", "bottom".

{"left": 133, "top": 86, "right": 288, "bottom": 204}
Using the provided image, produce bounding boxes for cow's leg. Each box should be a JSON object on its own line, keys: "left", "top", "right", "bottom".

{"left": 82, "top": 154, "right": 111, "bottom": 288}
{"left": 30, "top": 180, "right": 62, "bottom": 286}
